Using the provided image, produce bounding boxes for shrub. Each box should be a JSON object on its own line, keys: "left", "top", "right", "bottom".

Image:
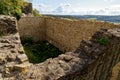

{"left": 33, "top": 9, "right": 41, "bottom": 16}
{"left": 98, "top": 38, "right": 109, "bottom": 46}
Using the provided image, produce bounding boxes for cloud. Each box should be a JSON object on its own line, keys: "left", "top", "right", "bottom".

{"left": 53, "top": 3, "right": 72, "bottom": 14}
{"left": 38, "top": 4, "right": 47, "bottom": 8}
{"left": 33, "top": 3, "right": 53, "bottom": 13}
{"left": 104, "top": 0, "right": 115, "bottom": 2}
{"left": 33, "top": 3, "right": 120, "bottom": 15}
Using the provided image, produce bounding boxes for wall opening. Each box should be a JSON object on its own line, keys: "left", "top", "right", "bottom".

{"left": 20, "top": 36, "right": 63, "bottom": 64}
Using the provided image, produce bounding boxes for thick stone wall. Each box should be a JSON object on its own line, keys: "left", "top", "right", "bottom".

{"left": 45, "top": 17, "right": 120, "bottom": 52}
{"left": 19, "top": 28, "right": 120, "bottom": 80}
{"left": 0, "top": 15, "right": 31, "bottom": 80}
{"left": 18, "top": 17, "right": 120, "bottom": 52}
{"left": 58, "top": 28, "right": 120, "bottom": 80}
{"left": 18, "top": 17, "right": 45, "bottom": 41}
{"left": 1, "top": 15, "right": 120, "bottom": 80}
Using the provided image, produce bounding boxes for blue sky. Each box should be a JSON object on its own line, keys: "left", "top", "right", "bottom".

{"left": 32, "top": 0, "right": 120, "bottom": 15}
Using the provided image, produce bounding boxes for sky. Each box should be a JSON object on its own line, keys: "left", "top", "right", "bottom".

{"left": 32, "top": 0, "right": 120, "bottom": 15}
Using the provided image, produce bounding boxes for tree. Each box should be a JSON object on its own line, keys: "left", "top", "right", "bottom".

{"left": 33, "top": 9, "right": 41, "bottom": 16}
{"left": 0, "top": 0, "right": 28, "bottom": 19}
{"left": 25, "top": 0, "right": 33, "bottom": 3}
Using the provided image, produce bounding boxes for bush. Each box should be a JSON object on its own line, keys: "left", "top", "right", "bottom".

{"left": 98, "top": 38, "right": 109, "bottom": 46}
{"left": 0, "top": 0, "right": 29, "bottom": 20}
{"left": 33, "top": 9, "right": 41, "bottom": 16}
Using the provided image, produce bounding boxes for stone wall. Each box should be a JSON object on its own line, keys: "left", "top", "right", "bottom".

{"left": 1, "top": 15, "right": 120, "bottom": 80}
{"left": 19, "top": 28, "right": 120, "bottom": 80}
{"left": 18, "top": 17, "right": 120, "bottom": 52}
{"left": 45, "top": 17, "right": 120, "bottom": 52}
{"left": 58, "top": 28, "right": 120, "bottom": 80}
{"left": 22, "top": 3, "right": 33, "bottom": 15}
{"left": 18, "top": 17, "right": 45, "bottom": 41}
{"left": 0, "top": 15, "right": 31, "bottom": 80}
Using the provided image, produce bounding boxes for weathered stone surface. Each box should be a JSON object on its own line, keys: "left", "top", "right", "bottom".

{"left": 0, "top": 15, "right": 30, "bottom": 80}
{"left": 110, "top": 62, "right": 120, "bottom": 80}
{"left": 58, "top": 28, "right": 120, "bottom": 80}
{"left": 16, "top": 54, "right": 28, "bottom": 63}
{"left": 1, "top": 15, "right": 120, "bottom": 80}
{"left": 6, "top": 53, "right": 16, "bottom": 62}
{"left": 14, "top": 63, "right": 32, "bottom": 73}
{"left": 0, "top": 15, "right": 17, "bottom": 35}
{"left": 18, "top": 16, "right": 120, "bottom": 52}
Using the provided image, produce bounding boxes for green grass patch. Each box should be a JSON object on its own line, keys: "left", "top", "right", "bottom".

{"left": 98, "top": 37, "right": 109, "bottom": 46}
{"left": 20, "top": 36, "right": 63, "bottom": 64}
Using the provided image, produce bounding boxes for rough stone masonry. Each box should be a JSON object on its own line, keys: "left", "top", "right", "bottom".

{"left": 0, "top": 15, "right": 120, "bottom": 80}
{"left": 0, "top": 15, "right": 31, "bottom": 80}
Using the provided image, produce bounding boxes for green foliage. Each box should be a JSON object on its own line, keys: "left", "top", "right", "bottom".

{"left": 33, "top": 9, "right": 41, "bottom": 16}
{"left": 98, "top": 38, "right": 109, "bottom": 46}
{"left": 20, "top": 36, "right": 63, "bottom": 64}
{"left": 20, "top": 36, "right": 33, "bottom": 45}
{"left": 26, "top": 0, "right": 33, "bottom": 3}
{"left": 0, "top": 0, "right": 28, "bottom": 19}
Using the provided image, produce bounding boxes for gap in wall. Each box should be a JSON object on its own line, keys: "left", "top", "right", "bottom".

{"left": 20, "top": 36, "right": 63, "bottom": 64}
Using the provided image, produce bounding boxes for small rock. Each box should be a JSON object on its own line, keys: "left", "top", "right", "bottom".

{"left": 14, "top": 63, "right": 32, "bottom": 74}
{"left": 17, "top": 48, "right": 24, "bottom": 54}
{"left": 0, "top": 53, "right": 6, "bottom": 64}
{"left": 13, "top": 41, "right": 20, "bottom": 44}
{"left": 6, "top": 53, "right": 16, "bottom": 61}
{"left": 59, "top": 60, "right": 70, "bottom": 71}
{"left": 47, "top": 64, "right": 59, "bottom": 71}
{"left": 0, "top": 73, "right": 2, "bottom": 79}
{"left": 59, "top": 54, "right": 73, "bottom": 62}
{"left": 5, "top": 62, "right": 15, "bottom": 76}
{"left": 16, "top": 54, "right": 28, "bottom": 63}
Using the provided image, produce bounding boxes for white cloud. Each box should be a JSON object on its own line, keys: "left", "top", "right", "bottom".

{"left": 38, "top": 4, "right": 47, "bottom": 8}
{"left": 33, "top": 3, "right": 53, "bottom": 13}
{"left": 33, "top": 3, "right": 120, "bottom": 15}
{"left": 104, "top": 0, "right": 115, "bottom": 2}
{"left": 53, "top": 3, "right": 72, "bottom": 14}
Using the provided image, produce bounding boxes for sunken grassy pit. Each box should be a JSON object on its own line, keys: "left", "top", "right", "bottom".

{"left": 20, "top": 36, "right": 63, "bottom": 63}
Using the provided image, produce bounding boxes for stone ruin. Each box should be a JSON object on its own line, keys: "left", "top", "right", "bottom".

{"left": 0, "top": 15, "right": 120, "bottom": 80}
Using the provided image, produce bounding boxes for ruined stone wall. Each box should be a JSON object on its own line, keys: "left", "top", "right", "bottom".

{"left": 58, "top": 28, "right": 120, "bottom": 80}
{"left": 1, "top": 15, "right": 120, "bottom": 80}
{"left": 18, "top": 17, "right": 120, "bottom": 52}
{"left": 18, "top": 17, "right": 45, "bottom": 41}
{"left": 45, "top": 17, "right": 120, "bottom": 52}
{"left": 20, "top": 28, "right": 120, "bottom": 80}
{"left": 0, "top": 15, "right": 31, "bottom": 80}
{"left": 22, "top": 3, "right": 33, "bottom": 15}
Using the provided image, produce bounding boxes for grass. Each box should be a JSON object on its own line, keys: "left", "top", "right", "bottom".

{"left": 20, "top": 36, "right": 63, "bottom": 64}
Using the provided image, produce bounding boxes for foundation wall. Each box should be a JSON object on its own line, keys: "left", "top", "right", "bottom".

{"left": 18, "top": 17, "right": 45, "bottom": 41}
{"left": 18, "top": 17, "right": 120, "bottom": 52}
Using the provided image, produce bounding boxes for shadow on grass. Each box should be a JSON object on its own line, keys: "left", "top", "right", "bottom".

{"left": 20, "top": 36, "right": 63, "bottom": 64}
